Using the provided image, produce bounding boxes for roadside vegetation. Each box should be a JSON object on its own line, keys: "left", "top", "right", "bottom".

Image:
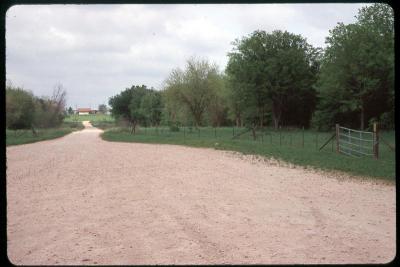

{"left": 6, "top": 121, "right": 84, "bottom": 146}
{"left": 6, "top": 82, "right": 84, "bottom": 146}
{"left": 100, "top": 4, "right": 394, "bottom": 180}
{"left": 101, "top": 126, "right": 395, "bottom": 180}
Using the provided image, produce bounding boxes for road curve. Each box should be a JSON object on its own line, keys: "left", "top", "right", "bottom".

{"left": 6, "top": 121, "right": 396, "bottom": 265}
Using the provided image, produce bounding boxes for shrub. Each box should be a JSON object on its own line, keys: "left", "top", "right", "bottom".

{"left": 6, "top": 87, "right": 36, "bottom": 130}
{"left": 169, "top": 125, "right": 180, "bottom": 132}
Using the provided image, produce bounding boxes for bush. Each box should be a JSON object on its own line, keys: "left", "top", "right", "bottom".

{"left": 6, "top": 87, "right": 36, "bottom": 130}
{"left": 33, "top": 97, "right": 65, "bottom": 128}
{"left": 379, "top": 111, "right": 395, "bottom": 130}
{"left": 169, "top": 124, "right": 180, "bottom": 132}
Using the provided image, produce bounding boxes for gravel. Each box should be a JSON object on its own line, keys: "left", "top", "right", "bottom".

{"left": 6, "top": 121, "right": 396, "bottom": 264}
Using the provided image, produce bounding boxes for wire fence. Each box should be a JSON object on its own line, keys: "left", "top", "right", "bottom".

{"left": 128, "top": 125, "right": 338, "bottom": 151}
{"left": 102, "top": 123, "right": 394, "bottom": 159}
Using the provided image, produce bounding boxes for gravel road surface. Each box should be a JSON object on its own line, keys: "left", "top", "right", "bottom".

{"left": 6, "top": 121, "right": 396, "bottom": 264}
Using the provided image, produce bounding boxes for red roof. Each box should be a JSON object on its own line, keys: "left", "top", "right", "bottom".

{"left": 77, "top": 108, "right": 91, "bottom": 112}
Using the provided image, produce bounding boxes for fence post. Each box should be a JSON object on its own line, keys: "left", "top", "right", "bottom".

{"left": 373, "top": 122, "right": 379, "bottom": 159}
{"left": 232, "top": 126, "right": 235, "bottom": 137}
{"left": 336, "top": 124, "right": 339, "bottom": 153}
{"left": 302, "top": 127, "right": 304, "bottom": 148}
{"left": 198, "top": 128, "right": 200, "bottom": 138}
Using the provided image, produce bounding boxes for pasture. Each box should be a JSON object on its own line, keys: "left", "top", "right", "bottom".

{"left": 101, "top": 126, "right": 395, "bottom": 180}
{"left": 64, "top": 114, "right": 115, "bottom": 122}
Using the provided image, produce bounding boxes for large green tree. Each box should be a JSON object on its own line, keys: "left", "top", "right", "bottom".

{"left": 314, "top": 3, "right": 394, "bottom": 130}
{"left": 109, "top": 85, "right": 149, "bottom": 134}
{"left": 163, "top": 58, "right": 222, "bottom": 127}
{"left": 226, "top": 30, "right": 320, "bottom": 130}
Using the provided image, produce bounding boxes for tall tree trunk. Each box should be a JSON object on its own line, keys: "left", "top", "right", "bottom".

{"left": 259, "top": 106, "right": 264, "bottom": 128}
{"left": 251, "top": 125, "right": 256, "bottom": 140}
{"left": 360, "top": 106, "right": 364, "bottom": 130}
{"left": 31, "top": 124, "right": 37, "bottom": 136}
{"left": 130, "top": 121, "right": 136, "bottom": 135}
{"left": 273, "top": 117, "right": 279, "bottom": 130}
{"left": 272, "top": 98, "right": 284, "bottom": 130}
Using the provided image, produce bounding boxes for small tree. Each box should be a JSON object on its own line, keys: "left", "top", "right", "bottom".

{"left": 33, "top": 84, "right": 67, "bottom": 128}
{"left": 67, "top": 106, "right": 74, "bottom": 115}
{"left": 164, "top": 57, "right": 222, "bottom": 128}
{"left": 98, "top": 104, "right": 108, "bottom": 114}
{"left": 139, "top": 90, "right": 162, "bottom": 127}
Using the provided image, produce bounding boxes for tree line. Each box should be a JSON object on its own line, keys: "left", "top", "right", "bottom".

{"left": 109, "top": 4, "right": 394, "bottom": 133}
{"left": 6, "top": 82, "right": 67, "bottom": 133}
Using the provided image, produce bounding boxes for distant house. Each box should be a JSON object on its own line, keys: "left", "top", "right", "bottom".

{"left": 76, "top": 108, "right": 91, "bottom": 115}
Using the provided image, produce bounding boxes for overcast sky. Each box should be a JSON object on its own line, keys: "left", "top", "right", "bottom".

{"left": 6, "top": 3, "right": 369, "bottom": 109}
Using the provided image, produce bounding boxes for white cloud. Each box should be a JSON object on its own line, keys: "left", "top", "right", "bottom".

{"left": 6, "top": 3, "right": 367, "bottom": 108}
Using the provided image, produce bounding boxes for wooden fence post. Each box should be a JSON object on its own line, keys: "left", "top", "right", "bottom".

{"left": 373, "top": 122, "right": 379, "bottom": 159}
{"left": 336, "top": 124, "right": 339, "bottom": 154}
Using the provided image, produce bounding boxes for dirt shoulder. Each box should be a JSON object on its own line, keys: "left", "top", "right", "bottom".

{"left": 6, "top": 122, "right": 396, "bottom": 264}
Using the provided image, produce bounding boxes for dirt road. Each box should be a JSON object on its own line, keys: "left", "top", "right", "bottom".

{"left": 6, "top": 122, "right": 396, "bottom": 264}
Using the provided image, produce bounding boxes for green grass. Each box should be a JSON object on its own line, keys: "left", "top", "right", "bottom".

{"left": 90, "top": 120, "right": 117, "bottom": 130}
{"left": 6, "top": 121, "right": 84, "bottom": 146}
{"left": 101, "top": 126, "right": 396, "bottom": 180}
{"left": 64, "top": 114, "right": 114, "bottom": 122}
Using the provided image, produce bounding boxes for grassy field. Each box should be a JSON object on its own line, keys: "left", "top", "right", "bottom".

{"left": 64, "top": 114, "right": 115, "bottom": 122}
{"left": 101, "top": 126, "right": 396, "bottom": 180}
{"left": 6, "top": 122, "right": 84, "bottom": 146}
